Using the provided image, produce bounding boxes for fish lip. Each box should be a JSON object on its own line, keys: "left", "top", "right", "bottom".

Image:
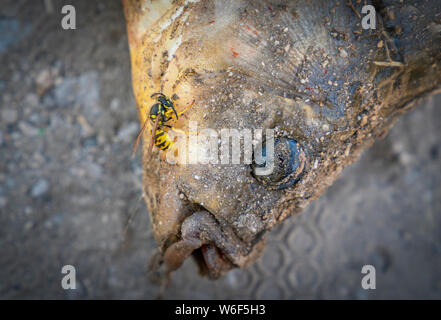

{"left": 159, "top": 208, "right": 232, "bottom": 277}
{"left": 161, "top": 205, "right": 261, "bottom": 278}
{"left": 193, "top": 243, "right": 235, "bottom": 279}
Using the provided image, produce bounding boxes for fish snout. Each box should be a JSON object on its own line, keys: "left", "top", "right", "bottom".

{"left": 161, "top": 210, "right": 265, "bottom": 279}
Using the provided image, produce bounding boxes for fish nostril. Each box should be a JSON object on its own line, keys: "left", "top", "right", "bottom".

{"left": 251, "top": 137, "right": 306, "bottom": 190}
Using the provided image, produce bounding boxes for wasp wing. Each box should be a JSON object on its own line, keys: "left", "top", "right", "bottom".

{"left": 146, "top": 114, "right": 160, "bottom": 159}
{"left": 131, "top": 113, "right": 153, "bottom": 157}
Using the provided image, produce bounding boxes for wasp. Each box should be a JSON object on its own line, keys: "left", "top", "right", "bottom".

{"left": 131, "top": 93, "right": 195, "bottom": 158}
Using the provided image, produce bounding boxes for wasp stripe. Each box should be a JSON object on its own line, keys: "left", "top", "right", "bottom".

{"left": 154, "top": 129, "right": 172, "bottom": 151}
{"left": 157, "top": 139, "right": 171, "bottom": 149}
{"left": 161, "top": 141, "right": 171, "bottom": 150}
{"left": 156, "top": 137, "right": 168, "bottom": 148}
{"left": 155, "top": 134, "right": 167, "bottom": 145}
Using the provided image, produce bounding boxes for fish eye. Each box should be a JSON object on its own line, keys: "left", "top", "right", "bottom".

{"left": 251, "top": 138, "right": 306, "bottom": 190}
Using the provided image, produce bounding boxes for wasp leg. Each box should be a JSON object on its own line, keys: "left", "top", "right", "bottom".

{"left": 169, "top": 127, "right": 198, "bottom": 135}
{"left": 177, "top": 100, "right": 195, "bottom": 116}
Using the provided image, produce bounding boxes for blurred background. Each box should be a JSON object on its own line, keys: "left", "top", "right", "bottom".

{"left": 0, "top": 0, "right": 440, "bottom": 299}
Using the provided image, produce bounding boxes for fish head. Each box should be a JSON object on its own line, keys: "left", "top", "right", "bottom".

{"left": 123, "top": 0, "right": 441, "bottom": 277}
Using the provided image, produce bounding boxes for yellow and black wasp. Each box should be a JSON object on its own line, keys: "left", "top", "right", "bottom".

{"left": 131, "top": 93, "right": 194, "bottom": 158}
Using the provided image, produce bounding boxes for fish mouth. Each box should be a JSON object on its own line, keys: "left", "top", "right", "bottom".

{"left": 161, "top": 209, "right": 265, "bottom": 279}
{"left": 189, "top": 244, "right": 235, "bottom": 279}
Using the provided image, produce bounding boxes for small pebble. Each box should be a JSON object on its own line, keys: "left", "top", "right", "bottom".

{"left": 339, "top": 48, "right": 348, "bottom": 58}
{"left": 24, "top": 221, "right": 34, "bottom": 231}
{"left": 24, "top": 206, "right": 33, "bottom": 216}
{"left": 2, "top": 108, "right": 18, "bottom": 124}
{"left": 87, "top": 162, "right": 103, "bottom": 179}
{"left": 36, "top": 69, "right": 54, "bottom": 95}
{"left": 25, "top": 93, "right": 39, "bottom": 108}
{"left": 31, "top": 179, "right": 50, "bottom": 198}
{"left": 110, "top": 98, "right": 120, "bottom": 111}
{"left": 18, "top": 121, "right": 39, "bottom": 136}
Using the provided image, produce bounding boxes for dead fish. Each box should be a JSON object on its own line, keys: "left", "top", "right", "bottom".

{"left": 122, "top": 0, "right": 441, "bottom": 279}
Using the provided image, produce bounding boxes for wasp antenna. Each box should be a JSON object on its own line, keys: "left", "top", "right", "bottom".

{"left": 171, "top": 105, "right": 179, "bottom": 120}
{"left": 151, "top": 92, "right": 165, "bottom": 98}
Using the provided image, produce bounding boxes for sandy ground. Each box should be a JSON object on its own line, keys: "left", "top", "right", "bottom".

{"left": 0, "top": 0, "right": 440, "bottom": 299}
